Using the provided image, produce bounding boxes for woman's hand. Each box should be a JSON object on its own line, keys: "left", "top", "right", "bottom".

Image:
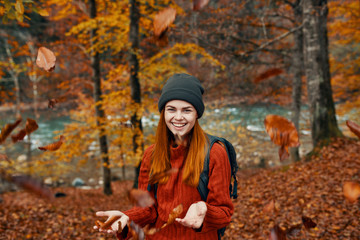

{"left": 94, "top": 210, "right": 129, "bottom": 234}
{"left": 175, "top": 201, "right": 207, "bottom": 229}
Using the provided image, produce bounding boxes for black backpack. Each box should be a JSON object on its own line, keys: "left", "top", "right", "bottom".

{"left": 148, "top": 134, "right": 239, "bottom": 239}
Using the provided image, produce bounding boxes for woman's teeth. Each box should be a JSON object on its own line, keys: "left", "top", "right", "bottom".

{"left": 173, "top": 123, "right": 186, "bottom": 127}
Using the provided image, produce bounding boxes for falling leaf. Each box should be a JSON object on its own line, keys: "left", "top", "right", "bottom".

{"left": 0, "top": 119, "right": 22, "bottom": 144}
{"left": 343, "top": 181, "right": 360, "bottom": 203}
{"left": 95, "top": 216, "right": 121, "bottom": 231}
{"left": 0, "top": 153, "right": 10, "bottom": 163}
{"left": 148, "top": 168, "right": 178, "bottom": 184}
{"left": 153, "top": 7, "right": 176, "bottom": 37}
{"left": 38, "top": 135, "right": 65, "bottom": 151}
{"left": 129, "top": 189, "right": 155, "bottom": 208}
{"left": 163, "top": 204, "right": 183, "bottom": 227}
{"left": 48, "top": 99, "right": 59, "bottom": 109}
{"left": 264, "top": 115, "right": 300, "bottom": 161}
{"left": 346, "top": 120, "right": 360, "bottom": 139}
{"left": 193, "top": 0, "right": 210, "bottom": 11}
{"left": 269, "top": 224, "right": 287, "bottom": 240}
{"left": 48, "top": 95, "right": 67, "bottom": 109}
{"left": 10, "top": 175, "right": 54, "bottom": 201}
{"left": 254, "top": 68, "right": 283, "bottom": 83}
{"left": 11, "top": 129, "right": 27, "bottom": 143}
{"left": 301, "top": 216, "right": 317, "bottom": 230}
{"left": 36, "top": 46, "right": 56, "bottom": 72}
{"left": 25, "top": 118, "right": 39, "bottom": 135}
{"left": 263, "top": 199, "right": 275, "bottom": 214}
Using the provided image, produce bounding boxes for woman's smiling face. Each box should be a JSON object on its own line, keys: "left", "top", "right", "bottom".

{"left": 164, "top": 100, "right": 197, "bottom": 141}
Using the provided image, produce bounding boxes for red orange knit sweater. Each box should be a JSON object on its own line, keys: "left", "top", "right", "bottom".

{"left": 122, "top": 143, "right": 234, "bottom": 240}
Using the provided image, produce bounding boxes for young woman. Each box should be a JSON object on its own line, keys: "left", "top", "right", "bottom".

{"left": 95, "top": 73, "right": 234, "bottom": 239}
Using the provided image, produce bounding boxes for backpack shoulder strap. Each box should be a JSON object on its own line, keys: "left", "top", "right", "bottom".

{"left": 197, "top": 134, "right": 218, "bottom": 201}
{"left": 197, "top": 134, "right": 238, "bottom": 201}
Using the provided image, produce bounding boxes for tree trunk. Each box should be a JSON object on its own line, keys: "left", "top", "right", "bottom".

{"left": 129, "top": 0, "right": 143, "bottom": 189}
{"left": 290, "top": 0, "right": 303, "bottom": 162}
{"left": 302, "top": 0, "right": 342, "bottom": 149}
{"left": 5, "top": 44, "right": 21, "bottom": 119}
{"left": 90, "top": 0, "right": 112, "bottom": 195}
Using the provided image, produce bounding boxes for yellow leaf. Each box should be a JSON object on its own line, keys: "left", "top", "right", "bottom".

{"left": 38, "top": 9, "right": 49, "bottom": 17}
{"left": 15, "top": 0, "right": 24, "bottom": 14}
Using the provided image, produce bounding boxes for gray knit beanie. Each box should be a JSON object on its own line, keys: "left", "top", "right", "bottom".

{"left": 158, "top": 73, "right": 205, "bottom": 118}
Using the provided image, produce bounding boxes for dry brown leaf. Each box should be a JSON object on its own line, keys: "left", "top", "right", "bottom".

{"left": 10, "top": 175, "right": 54, "bottom": 201}
{"left": 264, "top": 115, "right": 300, "bottom": 161}
{"left": 11, "top": 129, "right": 27, "bottom": 143}
{"left": 343, "top": 181, "right": 360, "bottom": 203}
{"left": 38, "top": 135, "right": 65, "bottom": 151}
{"left": 346, "top": 120, "right": 360, "bottom": 139}
{"left": 163, "top": 204, "right": 183, "bottom": 227}
{"left": 263, "top": 200, "right": 275, "bottom": 214}
{"left": 301, "top": 216, "right": 317, "bottom": 230}
{"left": 25, "top": 118, "right": 39, "bottom": 135}
{"left": 95, "top": 215, "right": 121, "bottom": 230}
{"left": 0, "top": 119, "right": 22, "bottom": 144}
{"left": 154, "top": 7, "right": 176, "bottom": 37}
{"left": 36, "top": 46, "right": 56, "bottom": 72}
{"left": 254, "top": 68, "right": 283, "bottom": 83}
{"left": 193, "top": 0, "right": 210, "bottom": 11}
{"left": 129, "top": 189, "right": 155, "bottom": 208}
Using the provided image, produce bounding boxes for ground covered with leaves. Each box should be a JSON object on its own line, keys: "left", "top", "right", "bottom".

{"left": 1, "top": 137, "right": 359, "bottom": 239}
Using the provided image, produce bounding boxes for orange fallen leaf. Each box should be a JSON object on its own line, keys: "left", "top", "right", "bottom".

{"left": 25, "top": 118, "right": 39, "bottom": 135}
{"left": 346, "top": 120, "right": 360, "bottom": 139}
{"left": 38, "top": 135, "right": 65, "bottom": 151}
{"left": 36, "top": 46, "right": 56, "bottom": 72}
{"left": 0, "top": 119, "right": 22, "bottom": 144}
{"left": 129, "top": 189, "right": 155, "bottom": 208}
{"left": 193, "top": 0, "right": 210, "bottom": 11}
{"left": 343, "top": 181, "right": 360, "bottom": 203}
{"left": 11, "top": 129, "right": 27, "bottom": 143}
{"left": 154, "top": 7, "right": 176, "bottom": 37}
{"left": 264, "top": 115, "right": 300, "bottom": 161}
{"left": 263, "top": 200, "right": 275, "bottom": 214}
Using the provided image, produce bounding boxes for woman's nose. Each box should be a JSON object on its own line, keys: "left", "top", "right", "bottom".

{"left": 175, "top": 111, "right": 183, "bottom": 120}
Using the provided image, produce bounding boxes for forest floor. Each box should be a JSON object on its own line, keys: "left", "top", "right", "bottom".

{"left": 1, "top": 137, "right": 359, "bottom": 240}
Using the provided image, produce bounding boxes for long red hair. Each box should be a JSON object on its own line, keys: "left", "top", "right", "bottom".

{"left": 149, "top": 110, "right": 208, "bottom": 187}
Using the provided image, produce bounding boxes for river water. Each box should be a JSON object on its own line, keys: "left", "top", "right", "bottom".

{"left": 0, "top": 104, "right": 353, "bottom": 168}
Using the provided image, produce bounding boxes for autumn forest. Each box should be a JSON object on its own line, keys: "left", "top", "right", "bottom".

{"left": 0, "top": 0, "right": 360, "bottom": 239}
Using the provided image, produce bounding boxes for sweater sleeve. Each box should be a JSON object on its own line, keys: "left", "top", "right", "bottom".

{"left": 200, "top": 143, "right": 234, "bottom": 233}
{"left": 123, "top": 146, "right": 158, "bottom": 227}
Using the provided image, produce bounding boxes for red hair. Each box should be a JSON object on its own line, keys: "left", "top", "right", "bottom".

{"left": 149, "top": 110, "right": 208, "bottom": 187}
